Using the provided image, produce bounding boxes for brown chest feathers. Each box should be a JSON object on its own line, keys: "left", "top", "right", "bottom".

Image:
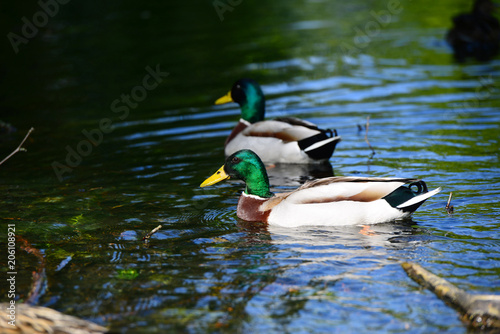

{"left": 237, "top": 193, "right": 285, "bottom": 222}
{"left": 225, "top": 121, "right": 248, "bottom": 146}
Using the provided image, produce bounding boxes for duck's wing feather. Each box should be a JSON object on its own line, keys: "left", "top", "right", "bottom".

{"left": 282, "top": 177, "right": 420, "bottom": 204}
{"left": 243, "top": 120, "right": 320, "bottom": 142}
{"left": 297, "top": 177, "right": 419, "bottom": 189}
{"left": 273, "top": 117, "right": 322, "bottom": 131}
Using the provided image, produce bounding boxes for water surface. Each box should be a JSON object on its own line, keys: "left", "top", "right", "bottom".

{"left": 1, "top": 0, "right": 499, "bottom": 333}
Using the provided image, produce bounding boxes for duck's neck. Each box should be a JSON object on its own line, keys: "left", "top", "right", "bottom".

{"left": 241, "top": 86, "right": 265, "bottom": 124}
{"left": 243, "top": 170, "right": 273, "bottom": 198}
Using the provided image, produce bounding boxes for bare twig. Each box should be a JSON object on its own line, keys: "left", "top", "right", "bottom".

{"left": 364, "top": 117, "right": 375, "bottom": 159}
{"left": 142, "top": 224, "right": 163, "bottom": 241}
{"left": 446, "top": 192, "right": 454, "bottom": 214}
{"left": 0, "top": 127, "right": 34, "bottom": 166}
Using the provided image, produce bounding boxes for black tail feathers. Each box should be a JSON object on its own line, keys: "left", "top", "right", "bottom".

{"left": 298, "top": 129, "right": 341, "bottom": 161}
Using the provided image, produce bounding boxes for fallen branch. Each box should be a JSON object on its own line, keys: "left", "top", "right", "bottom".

{"left": 17, "top": 235, "right": 46, "bottom": 305}
{"left": 402, "top": 262, "right": 500, "bottom": 329}
{"left": 364, "top": 117, "right": 375, "bottom": 159}
{"left": 0, "top": 303, "right": 108, "bottom": 334}
{"left": 0, "top": 127, "right": 34, "bottom": 166}
{"left": 142, "top": 224, "right": 162, "bottom": 241}
{"left": 446, "top": 192, "right": 454, "bottom": 214}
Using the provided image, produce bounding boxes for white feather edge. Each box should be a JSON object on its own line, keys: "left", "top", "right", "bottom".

{"left": 397, "top": 187, "right": 442, "bottom": 209}
{"left": 303, "top": 136, "right": 342, "bottom": 152}
{"left": 239, "top": 118, "right": 251, "bottom": 126}
{"left": 241, "top": 192, "right": 264, "bottom": 200}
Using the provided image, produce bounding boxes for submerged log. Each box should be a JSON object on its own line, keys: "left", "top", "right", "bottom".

{"left": 0, "top": 303, "right": 107, "bottom": 334}
{"left": 402, "top": 262, "right": 500, "bottom": 330}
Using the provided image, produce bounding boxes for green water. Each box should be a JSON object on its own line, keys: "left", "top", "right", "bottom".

{"left": 1, "top": 0, "right": 499, "bottom": 333}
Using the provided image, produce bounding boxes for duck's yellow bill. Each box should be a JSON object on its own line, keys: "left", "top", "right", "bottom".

{"left": 215, "top": 91, "right": 233, "bottom": 105}
{"left": 200, "top": 166, "right": 230, "bottom": 187}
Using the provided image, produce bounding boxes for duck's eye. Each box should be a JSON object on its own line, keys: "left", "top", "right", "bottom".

{"left": 236, "top": 84, "right": 241, "bottom": 89}
{"left": 231, "top": 157, "right": 240, "bottom": 164}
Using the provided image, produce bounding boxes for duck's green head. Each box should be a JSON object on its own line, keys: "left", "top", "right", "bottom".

{"left": 200, "top": 149, "right": 273, "bottom": 198}
{"left": 215, "top": 79, "right": 265, "bottom": 124}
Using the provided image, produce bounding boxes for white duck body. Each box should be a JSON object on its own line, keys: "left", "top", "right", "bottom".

{"left": 225, "top": 119, "right": 342, "bottom": 164}
{"left": 237, "top": 177, "right": 441, "bottom": 227}
{"left": 201, "top": 150, "right": 441, "bottom": 227}
{"left": 267, "top": 196, "right": 408, "bottom": 227}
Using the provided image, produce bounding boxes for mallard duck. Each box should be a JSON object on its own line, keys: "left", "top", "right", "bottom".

{"left": 446, "top": 0, "right": 500, "bottom": 62}
{"left": 215, "top": 79, "right": 341, "bottom": 164}
{"left": 200, "top": 150, "right": 441, "bottom": 227}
